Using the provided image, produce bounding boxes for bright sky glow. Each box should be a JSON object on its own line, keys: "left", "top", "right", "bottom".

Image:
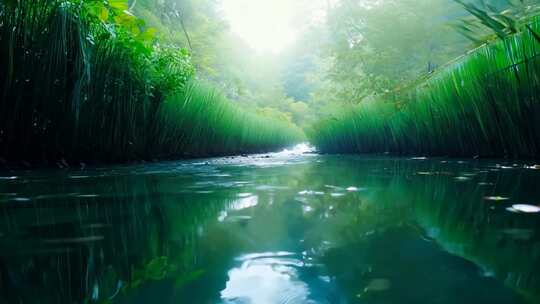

{"left": 221, "top": 0, "right": 328, "bottom": 53}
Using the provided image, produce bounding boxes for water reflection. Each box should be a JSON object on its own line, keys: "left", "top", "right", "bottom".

{"left": 0, "top": 154, "right": 539, "bottom": 303}
{"left": 220, "top": 252, "right": 313, "bottom": 304}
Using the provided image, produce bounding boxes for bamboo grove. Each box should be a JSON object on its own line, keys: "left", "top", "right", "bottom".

{"left": 0, "top": 0, "right": 303, "bottom": 164}
{"left": 309, "top": 16, "right": 540, "bottom": 158}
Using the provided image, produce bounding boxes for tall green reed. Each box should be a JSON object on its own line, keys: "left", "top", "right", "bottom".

{"left": 310, "top": 16, "right": 540, "bottom": 158}
{"left": 0, "top": 0, "right": 302, "bottom": 163}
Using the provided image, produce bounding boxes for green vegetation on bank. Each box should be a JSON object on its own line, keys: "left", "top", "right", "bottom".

{"left": 309, "top": 15, "right": 540, "bottom": 158}
{"left": 0, "top": 0, "right": 302, "bottom": 163}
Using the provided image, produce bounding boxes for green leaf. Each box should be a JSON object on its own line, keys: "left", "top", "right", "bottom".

{"left": 99, "top": 7, "right": 110, "bottom": 22}
{"left": 114, "top": 13, "right": 136, "bottom": 26}
{"left": 109, "top": 0, "right": 128, "bottom": 11}
{"left": 139, "top": 28, "right": 158, "bottom": 42}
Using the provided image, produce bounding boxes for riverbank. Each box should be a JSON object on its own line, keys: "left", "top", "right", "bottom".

{"left": 0, "top": 1, "right": 303, "bottom": 164}
{"left": 309, "top": 16, "right": 540, "bottom": 159}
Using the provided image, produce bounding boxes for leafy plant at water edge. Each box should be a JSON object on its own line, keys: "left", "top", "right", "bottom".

{"left": 453, "top": 0, "right": 540, "bottom": 45}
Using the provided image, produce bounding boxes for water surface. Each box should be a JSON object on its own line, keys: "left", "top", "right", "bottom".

{"left": 1, "top": 147, "right": 540, "bottom": 303}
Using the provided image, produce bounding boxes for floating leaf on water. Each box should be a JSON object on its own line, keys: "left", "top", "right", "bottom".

{"left": 484, "top": 196, "right": 509, "bottom": 201}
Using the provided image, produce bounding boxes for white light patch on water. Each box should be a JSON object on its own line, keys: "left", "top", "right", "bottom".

{"left": 10, "top": 197, "right": 31, "bottom": 202}
{"left": 508, "top": 204, "right": 540, "bottom": 213}
{"left": 231, "top": 195, "right": 258, "bottom": 210}
{"left": 278, "top": 143, "right": 316, "bottom": 155}
{"left": 218, "top": 211, "right": 228, "bottom": 222}
{"left": 77, "top": 194, "right": 100, "bottom": 198}
{"left": 298, "top": 190, "right": 324, "bottom": 196}
{"left": 221, "top": 252, "right": 311, "bottom": 304}
{"left": 302, "top": 205, "right": 314, "bottom": 213}
{"left": 319, "top": 276, "right": 331, "bottom": 283}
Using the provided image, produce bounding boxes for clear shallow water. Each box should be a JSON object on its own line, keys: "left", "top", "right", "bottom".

{"left": 1, "top": 148, "right": 540, "bottom": 304}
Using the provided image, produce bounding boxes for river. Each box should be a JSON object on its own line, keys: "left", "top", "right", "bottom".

{"left": 1, "top": 144, "right": 539, "bottom": 304}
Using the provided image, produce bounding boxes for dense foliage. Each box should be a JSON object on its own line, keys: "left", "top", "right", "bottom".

{"left": 0, "top": 0, "right": 302, "bottom": 163}
{"left": 309, "top": 15, "right": 540, "bottom": 158}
